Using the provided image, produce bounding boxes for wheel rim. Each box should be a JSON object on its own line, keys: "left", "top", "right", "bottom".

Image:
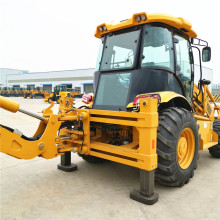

{"left": 177, "top": 128, "right": 195, "bottom": 169}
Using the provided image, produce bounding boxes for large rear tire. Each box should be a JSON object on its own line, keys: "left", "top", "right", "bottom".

{"left": 156, "top": 107, "right": 199, "bottom": 187}
{"left": 209, "top": 119, "right": 220, "bottom": 158}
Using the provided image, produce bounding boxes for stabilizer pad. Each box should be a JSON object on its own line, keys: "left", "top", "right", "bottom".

{"left": 57, "top": 163, "right": 77, "bottom": 172}
{"left": 130, "top": 189, "right": 159, "bottom": 205}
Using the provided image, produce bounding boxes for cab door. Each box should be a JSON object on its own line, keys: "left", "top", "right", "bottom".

{"left": 174, "top": 34, "right": 194, "bottom": 102}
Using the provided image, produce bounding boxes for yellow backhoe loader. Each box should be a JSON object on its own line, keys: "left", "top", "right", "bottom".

{"left": 9, "top": 87, "right": 19, "bottom": 97}
{"left": 43, "top": 85, "right": 70, "bottom": 103}
{"left": 31, "top": 87, "right": 47, "bottom": 99}
{"left": 17, "top": 87, "right": 25, "bottom": 97}
{"left": 0, "top": 12, "right": 219, "bottom": 205}
{"left": 23, "top": 85, "right": 35, "bottom": 98}
{"left": 1, "top": 87, "right": 11, "bottom": 97}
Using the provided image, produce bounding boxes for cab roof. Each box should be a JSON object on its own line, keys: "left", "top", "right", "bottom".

{"left": 95, "top": 12, "right": 197, "bottom": 39}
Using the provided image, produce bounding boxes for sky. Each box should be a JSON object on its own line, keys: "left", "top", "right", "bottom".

{"left": 0, "top": 0, "right": 220, "bottom": 81}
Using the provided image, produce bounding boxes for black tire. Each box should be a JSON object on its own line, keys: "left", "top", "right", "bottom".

{"left": 78, "top": 153, "right": 105, "bottom": 163}
{"left": 156, "top": 107, "right": 199, "bottom": 187}
{"left": 208, "top": 119, "right": 220, "bottom": 158}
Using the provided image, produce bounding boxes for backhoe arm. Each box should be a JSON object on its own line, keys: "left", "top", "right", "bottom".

{"left": 0, "top": 115, "right": 62, "bottom": 159}
{"left": 0, "top": 96, "right": 80, "bottom": 159}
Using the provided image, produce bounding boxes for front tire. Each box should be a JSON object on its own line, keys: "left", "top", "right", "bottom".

{"left": 209, "top": 119, "right": 220, "bottom": 158}
{"left": 156, "top": 107, "right": 199, "bottom": 187}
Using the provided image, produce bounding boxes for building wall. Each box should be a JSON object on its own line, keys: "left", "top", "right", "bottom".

{"left": 0, "top": 68, "right": 26, "bottom": 86}
{"left": 194, "top": 64, "right": 213, "bottom": 91}
{"left": 194, "top": 65, "right": 213, "bottom": 83}
{"left": 212, "top": 89, "right": 220, "bottom": 95}
{"left": 7, "top": 68, "right": 95, "bottom": 93}
{"left": 2, "top": 65, "right": 213, "bottom": 94}
{"left": 212, "top": 82, "right": 220, "bottom": 94}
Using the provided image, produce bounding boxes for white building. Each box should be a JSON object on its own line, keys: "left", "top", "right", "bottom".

{"left": 6, "top": 68, "right": 95, "bottom": 93}
{"left": 212, "top": 83, "right": 220, "bottom": 94}
{"left": 0, "top": 68, "right": 28, "bottom": 86}
{"left": 1, "top": 64, "right": 213, "bottom": 94}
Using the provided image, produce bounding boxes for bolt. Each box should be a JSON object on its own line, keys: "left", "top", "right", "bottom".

{"left": 39, "top": 143, "right": 45, "bottom": 150}
{"left": 143, "top": 102, "right": 146, "bottom": 106}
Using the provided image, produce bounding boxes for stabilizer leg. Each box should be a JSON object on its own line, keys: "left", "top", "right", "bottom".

{"left": 130, "top": 169, "right": 159, "bottom": 205}
{"left": 57, "top": 151, "right": 77, "bottom": 172}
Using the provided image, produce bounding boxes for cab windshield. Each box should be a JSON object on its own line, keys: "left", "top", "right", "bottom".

{"left": 56, "top": 86, "right": 66, "bottom": 92}
{"left": 99, "top": 28, "right": 141, "bottom": 71}
{"left": 28, "top": 86, "right": 35, "bottom": 91}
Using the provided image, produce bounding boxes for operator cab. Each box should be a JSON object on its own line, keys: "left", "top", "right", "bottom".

{"left": 27, "top": 86, "right": 35, "bottom": 91}
{"left": 92, "top": 13, "right": 211, "bottom": 111}
{"left": 54, "top": 85, "right": 67, "bottom": 95}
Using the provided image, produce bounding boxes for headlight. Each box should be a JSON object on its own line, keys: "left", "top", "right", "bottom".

{"left": 135, "top": 16, "right": 141, "bottom": 23}
{"left": 99, "top": 27, "right": 103, "bottom": 32}
{"left": 103, "top": 26, "right": 107, "bottom": 31}
{"left": 141, "top": 14, "right": 146, "bottom": 21}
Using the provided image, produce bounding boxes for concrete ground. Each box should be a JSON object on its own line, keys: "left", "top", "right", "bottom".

{"left": 0, "top": 97, "right": 220, "bottom": 220}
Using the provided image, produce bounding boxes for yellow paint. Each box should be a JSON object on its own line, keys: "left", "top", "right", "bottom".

{"left": 196, "top": 119, "right": 218, "bottom": 150}
{"left": 0, "top": 96, "right": 20, "bottom": 113}
{"left": 0, "top": 114, "right": 62, "bottom": 159}
{"left": 177, "top": 128, "right": 195, "bottom": 169}
{"left": 126, "top": 91, "right": 188, "bottom": 108}
{"left": 95, "top": 12, "right": 197, "bottom": 39}
{"left": 0, "top": 97, "right": 158, "bottom": 171}
{"left": 193, "top": 83, "right": 219, "bottom": 120}
{"left": 78, "top": 100, "right": 93, "bottom": 109}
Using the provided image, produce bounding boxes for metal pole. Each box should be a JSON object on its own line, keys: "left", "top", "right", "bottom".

{"left": 57, "top": 151, "right": 77, "bottom": 172}
{"left": 18, "top": 108, "right": 45, "bottom": 121}
{"left": 130, "top": 169, "right": 159, "bottom": 205}
{"left": 140, "top": 169, "right": 155, "bottom": 197}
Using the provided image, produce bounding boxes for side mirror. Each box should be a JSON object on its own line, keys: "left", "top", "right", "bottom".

{"left": 202, "top": 46, "right": 211, "bottom": 62}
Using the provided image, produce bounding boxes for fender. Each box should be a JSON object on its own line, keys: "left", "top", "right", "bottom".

{"left": 127, "top": 91, "right": 192, "bottom": 111}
